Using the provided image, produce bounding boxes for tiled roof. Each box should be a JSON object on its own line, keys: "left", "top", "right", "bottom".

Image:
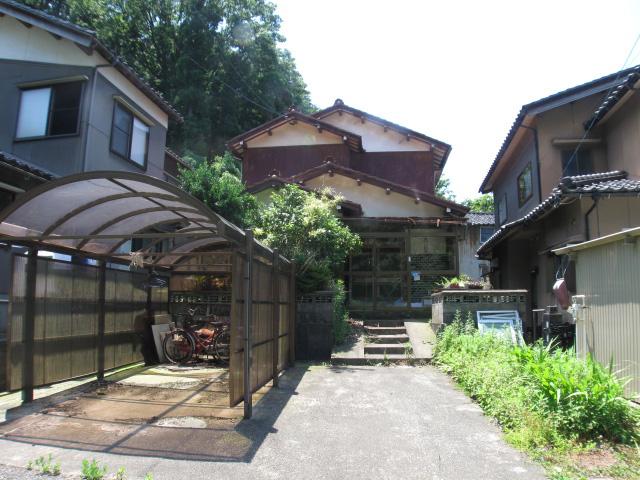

{"left": 479, "top": 65, "right": 640, "bottom": 193}
{"left": 583, "top": 65, "right": 640, "bottom": 129}
{"left": 0, "top": 0, "right": 183, "bottom": 123}
{"left": 0, "top": 150, "right": 56, "bottom": 180}
{"left": 465, "top": 212, "right": 495, "bottom": 225}
{"left": 477, "top": 171, "right": 640, "bottom": 256}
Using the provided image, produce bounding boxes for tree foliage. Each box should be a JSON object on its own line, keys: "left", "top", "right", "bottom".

{"left": 20, "top": 0, "right": 313, "bottom": 158}
{"left": 435, "top": 175, "right": 456, "bottom": 201}
{"left": 462, "top": 194, "right": 494, "bottom": 213}
{"left": 179, "top": 152, "right": 258, "bottom": 228}
{"left": 254, "top": 185, "right": 361, "bottom": 293}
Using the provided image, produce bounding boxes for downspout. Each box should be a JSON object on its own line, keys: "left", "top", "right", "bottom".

{"left": 584, "top": 196, "right": 599, "bottom": 241}
{"left": 520, "top": 124, "right": 542, "bottom": 203}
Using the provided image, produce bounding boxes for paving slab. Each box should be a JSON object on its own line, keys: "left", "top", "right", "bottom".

{"left": 0, "top": 364, "right": 545, "bottom": 480}
{"left": 405, "top": 320, "right": 436, "bottom": 359}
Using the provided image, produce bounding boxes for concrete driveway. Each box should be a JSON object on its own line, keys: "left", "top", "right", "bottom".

{"left": 0, "top": 365, "right": 544, "bottom": 479}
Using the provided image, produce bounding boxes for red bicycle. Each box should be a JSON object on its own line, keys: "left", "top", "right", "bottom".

{"left": 163, "top": 308, "right": 231, "bottom": 365}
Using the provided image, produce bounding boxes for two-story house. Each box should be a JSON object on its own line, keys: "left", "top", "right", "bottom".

{"left": 477, "top": 65, "right": 640, "bottom": 311}
{"left": 229, "top": 100, "right": 489, "bottom": 315}
{"left": 0, "top": 0, "right": 184, "bottom": 209}
{"left": 0, "top": 0, "right": 185, "bottom": 380}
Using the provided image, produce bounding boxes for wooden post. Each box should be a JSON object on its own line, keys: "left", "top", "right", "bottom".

{"left": 243, "top": 230, "right": 254, "bottom": 419}
{"left": 289, "top": 260, "right": 296, "bottom": 366}
{"left": 22, "top": 248, "right": 38, "bottom": 403}
{"left": 272, "top": 249, "right": 280, "bottom": 387}
{"left": 97, "top": 260, "right": 107, "bottom": 381}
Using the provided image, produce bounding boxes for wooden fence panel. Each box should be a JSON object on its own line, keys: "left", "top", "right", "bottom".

{"left": 6, "top": 256, "right": 154, "bottom": 392}
{"left": 228, "top": 248, "right": 295, "bottom": 411}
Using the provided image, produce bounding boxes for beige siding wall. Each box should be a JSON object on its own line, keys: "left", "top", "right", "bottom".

{"left": 604, "top": 92, "right": 640, "bottom": 179}
{"left": 573, "top": 239, "right": 640, "bottom": 398}
{"left": 536, "top": 96, "right": 607, "bottom": 198}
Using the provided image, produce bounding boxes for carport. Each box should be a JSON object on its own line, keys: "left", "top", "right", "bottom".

{"left": 0, "top": 171, "right": 295, "bottom": 419}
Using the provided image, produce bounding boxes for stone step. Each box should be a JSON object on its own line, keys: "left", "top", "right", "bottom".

{"left": 364, "top": 343, "right": 407, "bottom": 355}
{"left": 364, "top": 326, "right": 407, "bottom": 335}
{"left": 362, "top": 319, "right": 405, "bottom": 327}
{"left": 366, "top": 334, "right": 410, "bottom": 344}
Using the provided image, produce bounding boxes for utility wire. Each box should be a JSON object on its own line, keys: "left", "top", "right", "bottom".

{"left": 187, "top": 57, "right": 281, "bottom": 117}
{"left": 562, "top": 31, "right": 640, "bottom": 177}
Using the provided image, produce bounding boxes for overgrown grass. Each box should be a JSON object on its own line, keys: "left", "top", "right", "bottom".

{"left": 331, "top": 279, "right": 351, "bottom": 345}
{"left": 434, "top": 319, "right": 640, "bottom": 478}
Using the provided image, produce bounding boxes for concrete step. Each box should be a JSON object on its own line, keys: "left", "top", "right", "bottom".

{"left": 364, "top": 343, "right": 407, "bottom": 355}
{"left": 362, "top": 319, "right": 405, "bottom": 327}
{"left": 364, "top": 326, "right": 407, "bottom": 335}
{"left": 366, "top": 334, "right": 410, "bottom": 344}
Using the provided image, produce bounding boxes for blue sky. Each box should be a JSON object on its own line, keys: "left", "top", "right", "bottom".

{"left": 273, "top": 0, "right": 640, "bottom": 200}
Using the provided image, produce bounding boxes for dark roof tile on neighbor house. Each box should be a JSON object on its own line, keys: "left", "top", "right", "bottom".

{"left": 0, "top": 150, "right": 56, "bottom": 181}
{"left": 477, "top": 171, "right": 640, "bottom": 256}
{"left": 0, "top": 0, "right": 183, "bottom": 123}
{"left": 479, "top": 65, "right": 640, "bottom": 193}
{"left": 465, "top": 212, "right": 495, "bottom": 226}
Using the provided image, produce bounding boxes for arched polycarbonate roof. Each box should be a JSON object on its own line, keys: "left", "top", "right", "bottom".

{"left": 0, "top": 171, "right": 279, "bottom": 267}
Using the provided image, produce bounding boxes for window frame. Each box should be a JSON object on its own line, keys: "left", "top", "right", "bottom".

{"left": 109, "top": 100, "right": 151, "bottom": 170}
{"left": 479, "top": 226, "right": 496, "bottom": 244}
{"left": 517, "top": 162, "right": 533, "bottom": 207}
{"left": 498, "top": 194, "right": 507, "bottom": 225}
{"left": 561, "top": 149, "right": 593, "bottom": 177}
{"left": 14, "top": 81, "right": 84, "bottom": 142}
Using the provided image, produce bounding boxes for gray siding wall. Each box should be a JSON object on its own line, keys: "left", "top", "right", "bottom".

{"left": 492, "top": 133, "right": 540, "bottom": 226}
{"left": 574, "top": 239, "right": 640, "bottom": 399}
{"left": 0, "top": 59, "right": 167, "bottom": 179}
{"left": 84, "top": 72, "right": 166, "bottom": 178}
{"left": 0, "top": 59, "right": 93, "bottom": 176}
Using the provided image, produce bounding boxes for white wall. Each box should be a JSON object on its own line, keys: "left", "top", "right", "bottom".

{"left": 305, "top": 174, "right": 444, "bottom": 217}
{"left": 319, "top": 111, "right": 431, "bottom": 152}
{"left": 248, "top": 121, "right": 343, "bottom": 148}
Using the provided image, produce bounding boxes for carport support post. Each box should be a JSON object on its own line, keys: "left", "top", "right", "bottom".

{"left": 272, "top": 249, "right": 280, "bottom": 388}
{"left": 243, "top": 229, "right": 254, "bottom": 419}
{"left": 97, "top": 260, "right": 107, "bottom": 381}
{"left": 289, "top": 260, "right": 296, "bottom": 366}
{"left": 22, "top": 247, "right": 38, "bottom": 403}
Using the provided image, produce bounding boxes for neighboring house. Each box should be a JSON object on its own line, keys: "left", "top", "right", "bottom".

{"left": 460, "top": 212, "right": 495, "bottom": 279}
{"left": 0, "top": 0, "right": 183, "bottom": 388}
{"left": 0, "top": 0, "right": 183, "bottom": 212}
{"left": 477, "top": 65, "right": 640, "bottom": 313}
{"left": 229, "top": 100, "right": 473, "bottom": 315}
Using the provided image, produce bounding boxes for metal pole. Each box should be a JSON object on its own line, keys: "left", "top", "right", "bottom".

{"left": 289, "top": 260, "right": 296, "bottom": 366}
{"left": 97, "top": 260, "right": 107, "bottom": 381}
{"left": 243, "top": 230, "right": 254, "bottom": 419}
{"left": 22, "top": 247, "right": 38, "bottom": 403}
{"left": 272, "top": 249, "right": 280, "bottom": 388}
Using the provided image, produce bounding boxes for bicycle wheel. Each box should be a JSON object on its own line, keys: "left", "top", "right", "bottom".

{"left": 214, "top": 329, "right": 231, "bottom": 365}
{"left": 163, "top": 329, "right": 194, "bottom": 364}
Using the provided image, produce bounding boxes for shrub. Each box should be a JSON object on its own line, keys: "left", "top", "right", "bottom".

{"left": 81, "top": 459, "right": 107, "bottom": 480}
{"left": 434, "top": 319, "right": 639, "bottom": 448}
{"left": 331, "top": 279, "right": 351, "bottom": 345}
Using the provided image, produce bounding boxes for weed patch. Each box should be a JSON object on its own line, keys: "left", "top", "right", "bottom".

{"left": 434, "top": 319, "right": 640, "bottom": 478}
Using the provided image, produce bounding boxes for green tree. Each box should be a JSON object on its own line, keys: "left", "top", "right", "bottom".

{"left": 179, "top": 152, "right": 258, "bottom": 228}
{"left": 19, "top": 0, "right": 313, "bottom": 158}
{"left": 462, "top": 194, "right": 494, "bottom": 213}
{"left": 436, "top": 175, "right": 456, "bottom": 201}
{"left": 254, "top": 185, "right": 361, "bottom": 292}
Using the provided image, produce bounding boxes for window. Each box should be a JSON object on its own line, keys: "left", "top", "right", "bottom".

{"left": 498, "top": 194, "right": 507, "bottom": 225}
{"left": 561, "top": 149, "right": 593, "bottom": 177}
{"left": 110, "top": 102, "right": 150, "bottom": 167}
{"left": 517, "top": 162, "right": 533, "bottom": 206}
{"left": 480, "top": 226, "right": 496, "bottom": 244}
{"left": 16, "top": 82, "right": 83, "bottom": 139}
